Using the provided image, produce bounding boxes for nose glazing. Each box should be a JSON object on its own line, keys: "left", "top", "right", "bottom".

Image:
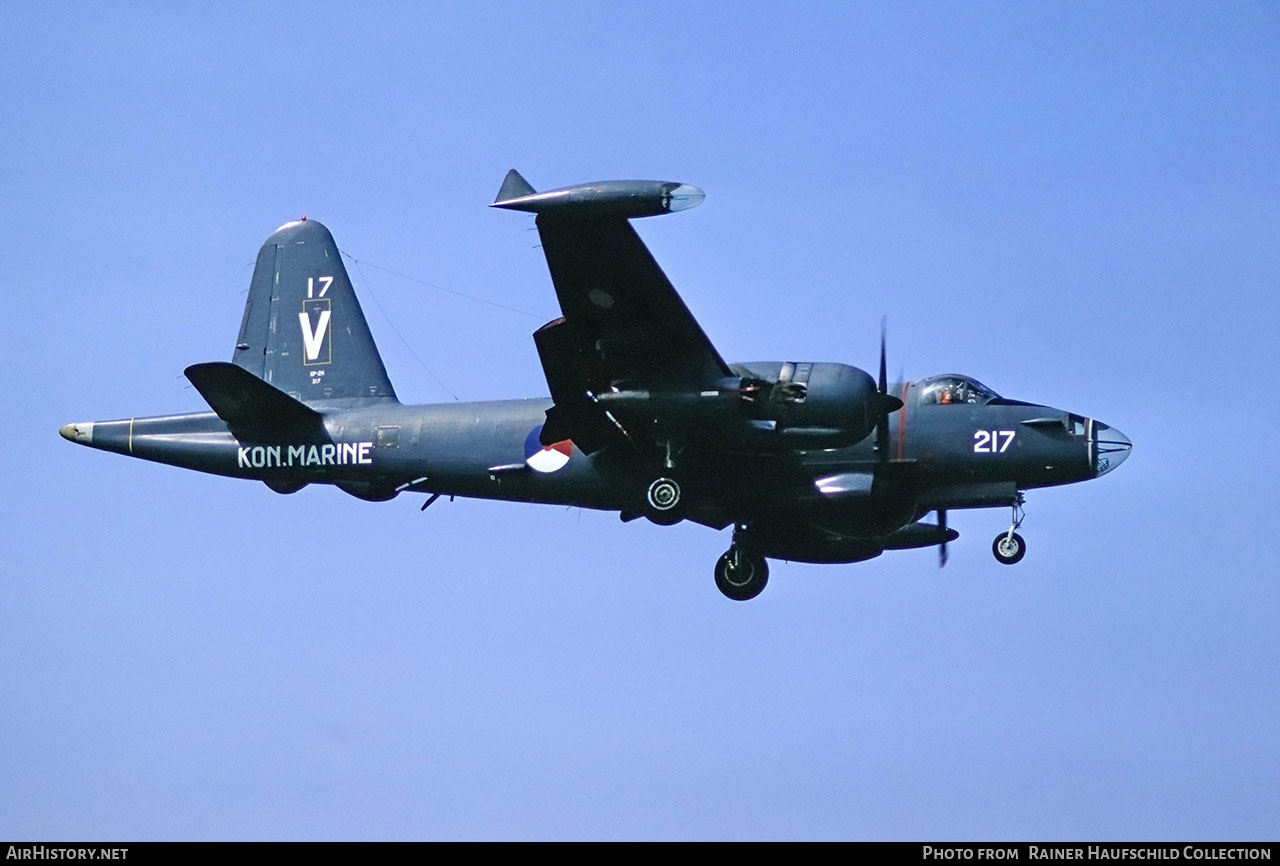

{"left": 1093, "top": 421, "right": 1131, "bottom": 476}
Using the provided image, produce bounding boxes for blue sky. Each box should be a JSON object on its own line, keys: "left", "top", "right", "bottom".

{"left": 2, "top": 1, "right": 1277, "bottom": 841}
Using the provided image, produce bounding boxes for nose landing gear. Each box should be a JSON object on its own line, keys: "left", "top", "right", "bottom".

{"left": 992, "top": 531, "right": 1026, "bottom": 564}
{"left": 714, "top": 525, "right": 769, "bottom": 601}
{"left": 992, "top": 498, "right": 1027, "bottom": 565}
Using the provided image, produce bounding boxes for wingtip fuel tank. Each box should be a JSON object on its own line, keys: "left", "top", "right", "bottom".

{"left": 491, "top": 169, "right": 704, "bottom": 218}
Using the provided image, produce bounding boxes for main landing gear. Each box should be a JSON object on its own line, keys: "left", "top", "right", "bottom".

{"left": 643, "top": 439, "right": 688, "bottom": 525}
{"left": 715, "top": 526, "right": 769, "bottom": 601}
{"left": 992, "top": 498, "right": 1027, "bottom": 565}
{"left": 644, "top": 476, "right": 685, "bottom": 525}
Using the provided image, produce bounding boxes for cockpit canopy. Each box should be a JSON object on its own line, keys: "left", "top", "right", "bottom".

{"left": 917, "top": 375, "right": 1000, "bottom": 406}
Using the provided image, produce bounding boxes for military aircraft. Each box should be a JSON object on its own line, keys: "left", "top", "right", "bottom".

{"left": 59, "top": 170, "right": 1131, "bottom": 600}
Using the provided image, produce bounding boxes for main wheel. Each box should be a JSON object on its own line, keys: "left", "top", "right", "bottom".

{"left": 714, "top": 549, "right": 769, "bottom": 601}
{"left": 644, "top": 476, "right": 685, "bottom": 525}
{"left": 992, "top": 531, "right": 1026, "bottom": 565}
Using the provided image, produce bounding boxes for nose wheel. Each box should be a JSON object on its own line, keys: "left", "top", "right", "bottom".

{"left": 992, "top": 531, "right": 1026, "bottom": 564}
{"left": 992, "top": 499, "right": 1027, "bottom": 565}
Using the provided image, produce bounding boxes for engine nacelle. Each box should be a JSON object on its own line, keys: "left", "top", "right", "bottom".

{"left": 738, "top": 362, "right": 880, "bottom": 448}
{"left": 743, "top": 522, "right": 885, "bottom": 564}
{"left": 589, "top": 362, "right": 885, "bottom": 450}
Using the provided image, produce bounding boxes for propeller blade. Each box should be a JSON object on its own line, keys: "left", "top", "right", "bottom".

{"left": 878, "top": 316, "right": 888, "bottom": 395}
{"left": 938, "top": 508, "right": 949, "bottom": 568}
{"left": 876, "top": 317, "right": 891, "bottom": 459}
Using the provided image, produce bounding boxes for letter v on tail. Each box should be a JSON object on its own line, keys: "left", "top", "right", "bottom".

{"left": 299, "top": 304, "right": 332, "bottom": 363}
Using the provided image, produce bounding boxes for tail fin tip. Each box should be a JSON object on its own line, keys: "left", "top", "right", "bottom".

{"left": 232, "top": 219, "right": 398, "bottom": 403}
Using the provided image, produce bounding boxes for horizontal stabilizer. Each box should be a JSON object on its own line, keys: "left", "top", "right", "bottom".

{"left": 185, "top": 361, "right": 324, "bottom": 442}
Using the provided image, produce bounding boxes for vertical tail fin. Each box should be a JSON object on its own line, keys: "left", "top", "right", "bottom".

{"left": 233, "top": 219, "right": 398, "bottom": 403}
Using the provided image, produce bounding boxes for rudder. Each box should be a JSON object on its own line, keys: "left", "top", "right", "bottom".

{"left": 234, "top": 219, "right": 398, "bottom": 403}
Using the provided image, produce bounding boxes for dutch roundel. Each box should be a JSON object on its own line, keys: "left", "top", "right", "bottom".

{"left": 524, "top": 426, "right": 573, "bottom": 473}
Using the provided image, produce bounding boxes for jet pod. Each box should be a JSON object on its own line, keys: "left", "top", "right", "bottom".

{"left": 491, "top": 169, "right": 704, "bottom": 218}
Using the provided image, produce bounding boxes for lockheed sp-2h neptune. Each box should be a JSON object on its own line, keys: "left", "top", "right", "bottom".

{"left": 60, "top": 171, "right": 1131, "bottom": 600}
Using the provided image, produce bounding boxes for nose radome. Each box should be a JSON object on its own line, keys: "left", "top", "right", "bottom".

{"left": 1093, "top": 421, "right": 1131, "bottom": 476}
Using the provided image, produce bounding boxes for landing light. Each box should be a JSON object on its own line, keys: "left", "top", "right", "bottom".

{"left": 665, "top": 184, "right": 705, "bottom": 212}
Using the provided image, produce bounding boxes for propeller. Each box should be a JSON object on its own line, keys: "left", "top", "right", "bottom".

{"left": 938, "top": 508, "right": 949, "bottom": 568}
{"left": 875, "top": 317, "right": 903, "bottom": 461}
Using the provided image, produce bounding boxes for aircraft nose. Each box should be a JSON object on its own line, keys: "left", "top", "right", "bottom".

{"left": 1093, "top": 421, "right": 1131, "bottom": 476}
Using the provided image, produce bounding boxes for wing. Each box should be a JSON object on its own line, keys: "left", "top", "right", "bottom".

{"left": 494, "top": 170, "right": 730, "bottom": 452}
{"left": 534, "top": 214, "right": 732, "bottom": 392}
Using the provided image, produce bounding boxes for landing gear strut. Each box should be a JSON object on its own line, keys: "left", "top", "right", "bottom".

{"left": 992, "top": 498, "right": 1026, "bottom": 565}
{"left": 715, "top": 526, "right": 769, "bottom": 601}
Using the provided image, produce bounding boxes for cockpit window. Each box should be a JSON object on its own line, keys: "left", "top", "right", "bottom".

{"left": 918, "top": 375, "right": 1000, "bottom": 405}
